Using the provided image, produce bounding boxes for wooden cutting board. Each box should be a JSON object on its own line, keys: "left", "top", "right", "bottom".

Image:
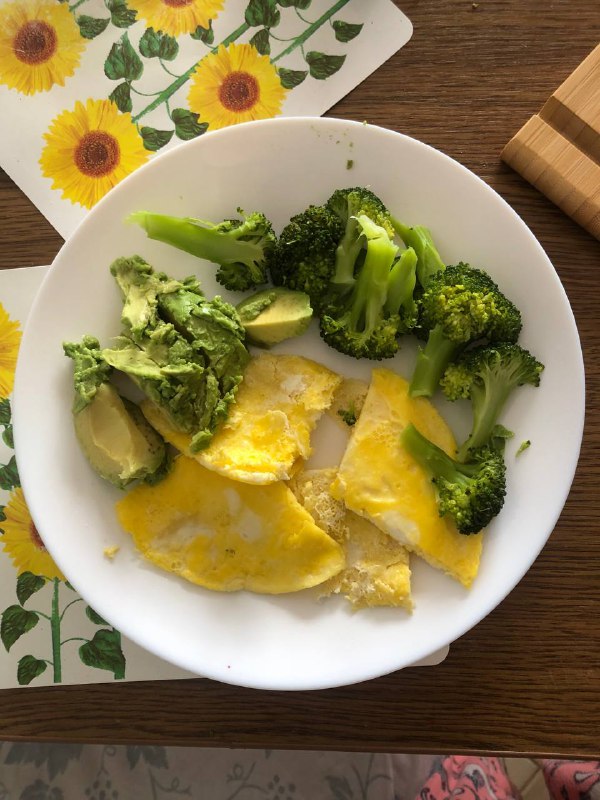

{"left": 501, "top": 43, "right": 600, "bottom": 240}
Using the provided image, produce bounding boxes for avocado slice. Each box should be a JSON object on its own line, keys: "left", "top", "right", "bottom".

{"left": 73, "top": 383, "right": 167, "bottom": 489}
{"left": 236, "top": 288, "right": 312, "bottom": 348}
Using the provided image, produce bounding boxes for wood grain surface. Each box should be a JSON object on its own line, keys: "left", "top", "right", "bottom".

{"left": 0, "top": 0, "right": 599, "bottom": 758}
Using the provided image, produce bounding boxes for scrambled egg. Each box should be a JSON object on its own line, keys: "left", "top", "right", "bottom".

{"left": 117, "top": 455, "right": 345, "bottom": 594}
{"left": 332, "top": 369, "right": 483, "bottom": 588}
{"left": 290, "top": 468, "right": 412, "bottom": 610}
{"left": 142, "top": 353, "right": 341, "bottom": 484}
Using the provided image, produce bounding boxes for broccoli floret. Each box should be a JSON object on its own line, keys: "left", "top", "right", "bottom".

{"left": 409, "top": 263, "right": 522, "bottom": 398}
{"left": 319, "top": 215, "right": 409, "bottom": 359}
{"left": 441, "top": 343, "right": 544, "bottom": 461}
{"left": 270, "top": 204, "right": 343, "bottom": 313}
{"left": 326, "top": 187, "right": 396, "bottom": 292}
{"left": 391, "top": 220, "right": 445, "bottom": 288}
{"left": 401, "top": 422, "right": 507, "bottom": 535}
{"left": 128, "top": 209, "right": 276, "bottom": 292}
{"left": 273, "top": 187, "right": 418, "bottom": 359}
{"left": 337, "top": 403, "right": 358, "bottom": 426}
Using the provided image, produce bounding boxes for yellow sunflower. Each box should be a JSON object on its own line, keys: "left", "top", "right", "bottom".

{"left": 188, "top": 43, "right": 287, "bottom": 130}
{"left": 0, "top": 303, "right": 21, "bottom": 398}
{"left": 127, "top": 0, "right": 224, "bottom": 38}
{"left": 1, "top": 488, "right": 65, "bottom": 581}
{"left": 39, "top": 98, "right": 150, "bottom": 209}
{"left": 0, "top": 0, "right": 85, "bottom": 95}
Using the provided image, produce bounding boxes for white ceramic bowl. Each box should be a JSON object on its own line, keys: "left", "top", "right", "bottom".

{"left": 13, "top": 117, "right": 585, "bottom": 690}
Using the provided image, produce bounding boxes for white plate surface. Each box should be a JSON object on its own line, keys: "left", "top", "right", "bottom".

{"left": 13, "top": 117, "right": 585, "bottom": 690}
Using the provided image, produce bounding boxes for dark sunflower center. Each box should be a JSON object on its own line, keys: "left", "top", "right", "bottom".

{"left": 219, "top": 71, "right": 260, "bottom": 112}
{"left": 29, "top": 522, "right": 46, "bottom": 552}
{"left": 162, "top": 0, "right": 194, "bottom": 6}
{"left": 13, "top": 21, "right": 57, "bottom": 66}
{"left": 74, "top": 131, "right": 121, "bottom": 178}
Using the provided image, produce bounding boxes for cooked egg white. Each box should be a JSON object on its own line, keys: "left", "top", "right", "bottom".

{"left": 290, "top": 468, "right": 412, "bottom": 610}
{"left": 116, "top": 455, "right": 345, "bottom": 594}
{"left": 142, "top": 353, "right": 341, "bottom": 484}
{"left": 331, "top": 369, "right": 483, "bottom": 588}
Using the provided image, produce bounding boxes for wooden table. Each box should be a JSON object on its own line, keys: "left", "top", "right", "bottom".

{"left": 0, "top": 0, "right": 599, "bottom": 759}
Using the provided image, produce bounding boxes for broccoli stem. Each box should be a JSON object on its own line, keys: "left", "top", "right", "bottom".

{"left": 348, "top": 225, "right": 398, "bottom": 333}
{"left": 391, "top": 219, "right": 445, "bottom": 288}
{"left": 331, "top": 215, "right": 364, "bottom": 291}
{"left": 457, "top": 378, "right": 513, "bottom": 461}
{"left": 385, "top": 247, "right": 417, "bottom": 315}
{"left": 128, "top": 212, "right": 263, "bottom": 277}
{"left": 409, "top": 325, "right": 460, "bottom": 398}
{"left": 401, "top": 423, "right": 475, "bottom": 483}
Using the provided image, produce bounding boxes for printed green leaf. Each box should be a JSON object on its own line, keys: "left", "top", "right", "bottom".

{"left": 16, "top": 572, "right": 46, "bottom": 606}
{"left": 85, "top": 606, "right": 108, "bottom": 626}
{"left": 277, "top": 0, "right": 312, "bottom": 7}
{"left": 1, "top": 605, "right": 38, "bottom": 651}
{"left": 305, "top": 51, "right": 346, "bottom": 79}
{"left": 2, "top": 425, "right": 13, "bottom": 448}
{"left": 106, "top": 0, "right": 137, "bottom": 28}
{"left": 0, "top": 455, "right": 20, "bottom": 490}
{"left": 245, "top": 0, "right": 280, "bottom": 28}
{"left": 108, "top": 81, "right": 132, "bottom": 113}
{"left": 0, "top": 505, "right": 5, "bottom": 523}
{"left": 104, "top": 33, "right": 143, "bottom": 82}
{"left": 79, "top": 629, "right": 126, "bottom": 679}
{"left": 250, "top": 28, "right": 271, "bottom": 55}
{"left": 126, "top": 745, "right": 168, "bottom": 769}
{"left": 139, "top": 27, "right": 179, "bottom": 61}
{"left": 0, "top": 398, "right": 11, "bottom": 426}
{"left": 190, "top": 21, "right": 214, "bottom": 43}
{"left": 17, "top": 655, "right": 47, "bottom": 686}
{"left": 332, "top": 20, "right": 363, "bottom": 42}
{"left": 171, "top": 108, "right": 208, "bottom": 141}
{"left": 278, "top": 67, "right": 308, "bottom": 88}
{"left": 76, "top": 15, "right": 110, "bottom": 39}
{"left": 140, "top": 126, "right": 174, "bottom": 151}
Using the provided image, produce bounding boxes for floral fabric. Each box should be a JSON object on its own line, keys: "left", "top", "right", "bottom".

{"left": 0, "top": 745, "right": 599, "bottom": 800}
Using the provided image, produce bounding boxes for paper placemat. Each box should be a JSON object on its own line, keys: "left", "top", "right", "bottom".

{"left": 0, "top": 266, "right": 448, "bottom": 688}
{"left": 0, "top": 0, "right": 412, "bottom": 239}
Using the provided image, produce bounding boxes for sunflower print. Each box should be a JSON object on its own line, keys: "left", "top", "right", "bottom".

{"left": 188, "top": 43, "right": 287, "bottom": 130}
{"left": 0, "top": 0, "right": 85, "bottom": 96}
{"left": 0, "top": 303, "right": 21, "bottom": 399}
{"left": 127, "top": 0, "right": 224, "bottom": 38}
{"left": 39, "top": 99, "right": 150, "bottom": 209}
{"left": 1, "top": 488, "right": 65, "bottom": 581}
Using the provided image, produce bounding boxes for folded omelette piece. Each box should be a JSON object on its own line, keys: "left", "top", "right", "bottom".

{"left": 116, "top": 455, "right": 345, "bottom": 594}
{"left": 331, "top": 369, "right": 483, "bottom": 588}
{"left": 290, "top": 468, "right": 412, "bottom": 610}
{"left": 142, "top": 353, "right": 341, "bottom": 484}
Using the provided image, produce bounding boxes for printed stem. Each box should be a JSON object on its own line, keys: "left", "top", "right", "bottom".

{"left": 59, "top": 597, "right": 82, "bottom": 621}
{"left": 60, "top": 637, "right": 88, "bottom": 645}
{"left": 271, "top": 0, "right": 352, "bottom": 63}
{"left": 50, "top": 578, "right": 62, "bottom": 683}
{"left": 69, "top": 0, "right": 88, "bottom": 9}
{"left": 131, "top": 22, "right": 250, "bottom": 124}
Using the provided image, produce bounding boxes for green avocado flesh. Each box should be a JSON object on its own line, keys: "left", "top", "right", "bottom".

{"left": 236, "top": 288, "right": 313, "bottom": 347}
{"left": 73, "top": 383, "right": 166, "bottom": 489}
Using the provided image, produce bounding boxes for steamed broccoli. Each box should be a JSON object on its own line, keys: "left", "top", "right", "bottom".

{"left": 128, "top": 209, "right": 276, "bottom": 292}
{"left": 319, "top": 217, "right": 419, "bottom": 359}
{"left": 392, "top": 220, "right": 445, "bottom": 288}
{"left": 409, "top": 263, "right": 522, "bottom": 398}
{"left": 441, "top": 343, "right": 544, "bottom": 461}
{"left": 273, "top": 187, "right": 418, "bottom": 359}
{"left": 401, "top": 422, "right": 507, "bottom": 535}
{"left": 326, "top": 187, "right": 396, "bottom": 292}
{"left": 270, "top": 204, "right": 343, "bottom": 313}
